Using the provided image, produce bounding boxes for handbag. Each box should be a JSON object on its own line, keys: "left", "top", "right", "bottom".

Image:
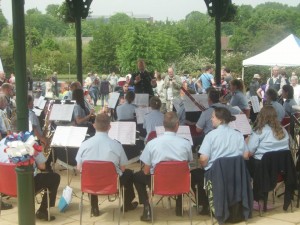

{"left": 58, "top": 185, "right": 73, "bottom": 212}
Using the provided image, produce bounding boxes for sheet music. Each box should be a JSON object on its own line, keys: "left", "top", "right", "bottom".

{"left": 250, "top": 96, "right": 260, "bottom": 113}
{"left": 33, "top": 96, "right": 47, "bottom": 109}
{"left": 33, "top": 108, "right": 43, "bottom": 116}
{"left": 108, "top": 122, "right": 136, "bottom": 145}
{"left": 228, "top": 114, "right": 252, "bottom": 135}
{"left": 155, "top": 125, "right": 193, "bottom": 145}
{"left": 183, "top": 94, "right": 208, "bottom": 112}
{"left": 133, "top": 94, "right": 149, "bottom": 106}
{"left": 51, "top": 126, "right": 88, "bottom": 147}
{"left": 135, "top": 107, "right": 152, "bottom": 124}
{"left": 49, "top": 104, "right": 75, "bottom": 121}
{"left": 108, "top": 92, "right": 120, "bottom": 108}
{"left": 172, "top": 98, "right": 184, "bottom": 112}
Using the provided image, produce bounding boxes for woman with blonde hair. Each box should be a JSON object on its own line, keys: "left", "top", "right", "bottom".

{"left": 246, "top": 105, "right": 289, "bottom": 160}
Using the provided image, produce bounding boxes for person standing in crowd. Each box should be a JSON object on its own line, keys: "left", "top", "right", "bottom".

{"left": 143, "top": 97, "right": 164, "bottom": 139}
{"left": 265, "top": 88, "right": 285, "bottom": 122}
{"left": 1, "top": 83, "right": 16, "bottom": 132}
{"left": 89, "top": 74, "right": 99, "bottom": 106}
{"left": 192, "top": 107, "right": 247, "bottom": 215}
{"left": 282, "top": 84, "right": 297, "bottom": 116}
{"left": 197, "top": 65, "right": 215, "bottom": 94}
{"left": 154, "top": 73, "right": 166, "bottom": 113}
{"left": 290, "top": 75, "right": 300, "bottom": 105}
{"left": 0, "top": 94, "right": 11, "bottom": 138}
{"left": 0, "top": 71, "right": 8, "bottom": 86}
{"left": 130, "top": 59, "right": 156, "bottom": 97}
{"left": 163, "top": 67, "right": 182, "bottom": 112}
{"left": 108, "top": 72, "right": 118, "bottom": 92}
{"left": 249, "top": 74, "right": 261, "bottom": 97}
{"left": 51, "top": 72, "right": 58, "bottom": 97}
{"left": 8, "top": 73, "right": 15, "bottom": 86}
{"left": 134, "top": 112, "right": 192, "bottom": 221}
{"left": 116, "top": 91, "right": 136, "bottom": 121}
{"left": 230, "top": 79, "right": 250, "bottom": 118}
{"left": 266, "top": 66, "right": 286, "bottom": 95}
{"left": 99, "top": 75, "right": 110, "bottom": 107}
{"left": 45, "top": 76, "right": 54, "bottom": 98}
{"left": 76, "top": 113, "right": 138, "bottom": 217}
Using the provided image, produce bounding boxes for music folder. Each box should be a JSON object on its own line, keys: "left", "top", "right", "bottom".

{"left": 108, "top": 122, "right": 136, "bottom": 145}
{"left": 49, "top": 104, "right": 75, "bottom": 122}
{"left": 228, "top": 114, "right": 252, "bottom": 135}
{"left": 155, "top": 125, "right": 193, "bottom": 145}
{"left": 108, "top": 92, "right": 121, "bottom": 108}
{"left": 135, "top": 107, "right": 152, "bottom": 124}
{"left": 133, "top": 94, "right": 149, "bottom": 107}
{"left": 51, "top": 126, "right": 88, "bottom": 148}
{"left": 183, "top": 94, "right": 209, "bottom": 112}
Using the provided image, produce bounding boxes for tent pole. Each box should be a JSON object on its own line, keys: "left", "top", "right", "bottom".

{"left": 242, "top": 67, "right": 244, "bottom": 80}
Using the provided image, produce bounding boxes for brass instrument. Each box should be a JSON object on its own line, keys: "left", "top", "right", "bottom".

{"left": 42, "top": 100, "right": 54, "bottom": 158}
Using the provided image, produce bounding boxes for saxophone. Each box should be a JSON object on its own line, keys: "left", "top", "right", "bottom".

{"left": 42, "top": 100, "right": 54, "bottom": 158}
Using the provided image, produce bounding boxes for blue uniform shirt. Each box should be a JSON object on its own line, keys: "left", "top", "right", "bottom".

{"left": 143, "top": 110, "right": 164, "bottom": 138}
{"left": 116, "top": 101, "right": 137, "bottom": 121}
{"left": 199, "top": 124, "right": 246, "bottom": 170}
{"left": 76, "top": 132, "right": 128, "bottom": 175}
{"left": 247, "top": 125, "right": 289, "bottom": 160}
{"left": 140, "top": 131, "right": 192, "bottom": 174}
{"left": 230, "top": 91, "right": 249, "bottom": 111}
{"left": 271, "top": 101, "right": 285, "bottom": 121}
{"left": 283, "top": 99, "right": 297, "bottom": 116}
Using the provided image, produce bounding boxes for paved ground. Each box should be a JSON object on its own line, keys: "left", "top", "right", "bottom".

{"left": 0, "top": 162, "right": 299, "bottom": 225}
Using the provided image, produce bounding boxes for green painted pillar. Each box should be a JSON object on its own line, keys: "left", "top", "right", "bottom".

{"left": 214, "top": 1, "right": 222, "bottom": 86}
{"left": 75, "top": 14, "right": 83, "bottom": 85}
{"left": 12, "top": 1, "right": 35, "bottom": 225}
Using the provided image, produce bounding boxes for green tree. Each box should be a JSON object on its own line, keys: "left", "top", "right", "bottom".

{"left": 0, "top": 9, "right": 8, "bottom": 35}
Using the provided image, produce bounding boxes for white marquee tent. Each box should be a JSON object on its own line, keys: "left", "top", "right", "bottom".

{"left": 0, "top": 58, "right": 3, "bottom": 72}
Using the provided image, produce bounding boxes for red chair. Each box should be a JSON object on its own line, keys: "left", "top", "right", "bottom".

{"left": 80, "top": 161, "right": 123, "bottom": 225}
{"left": 146, "top": 131, "right": 157, "bottom": 143}
{"left": 0, "top": 163, "right": 17, "bottom": 214}
{"left": 151, "top": 161, "right": 192, "bottom": 225}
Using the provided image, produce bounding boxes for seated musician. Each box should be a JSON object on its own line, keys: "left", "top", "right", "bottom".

{"left": 282, "top": 85, "right": 297, "bottom": 116}
{"left": 191, "top": 107, "right": 247, "bottom": 215}
{"left": 196, "top": 89, "right": 240, "bottom": 135}
{"left": 229, "top": 79, "right": 250, "bottom": 118}
{"left": 63, "top": 81, "right": 81, "bottom": 100}
{"left": 0, "top": 94, "right": 12, "bottom": 138}
{"left": 134, "top": 112, "right": 193, "bottom": 221}
{"left": 245, "top": 105, "right": 289, "bottom": 162}
{"left": 118, "top": 82, "right": 129, "bottom": 100}
{"left": 72, "top": 89, "right": 95, "bottom": 136}
{"left": 75, "top": 113, "right": 138, "bottom": 216}
{"left": 116, "top": 91, "right": 136, "bottom": 121}
{"left": 143, "top": 97, "right": 164, "bottom": 139}
{"left": 265, "top": 88, "right": 285, "bottom": 122}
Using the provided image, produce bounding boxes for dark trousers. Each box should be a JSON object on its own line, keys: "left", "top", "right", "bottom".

{"left": 190, "top": 168, "right": 209, "bottom": 207}
{"left": 34, "top": 172, "right": 61, "bottom": 211}
{"left": 91, "top": 169, "right": 135, "bottom": 208}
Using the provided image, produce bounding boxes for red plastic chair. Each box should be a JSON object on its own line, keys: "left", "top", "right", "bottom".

{"left": 146, "top": 131, "right": 157, "bottom": 143}
{"left": 151, "top": 161, "right": 192, "bottom": 225}
{"left": 0, "top": 163, "right": 17, "bottom": 214}
{"left": 80, "top": 161, "right": 123, "bottom": 225}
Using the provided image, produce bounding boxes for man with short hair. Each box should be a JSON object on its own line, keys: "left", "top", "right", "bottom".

{"left": 133, "top": 112, "right": 193, "bottom": 221}
{"left": 267, "top": 66, "right": 286, "bottom": 95}
{"left": 0, "top": 71, "right": 8, "bottom": 86}
{"left": 76, "top": 113, "right": 138, "bottom": 216}
{"left": 197, "top": 66, "right": 215, "bottom": 93}
{"left": 290, "top": 75, "right": 300, "bottom": 105}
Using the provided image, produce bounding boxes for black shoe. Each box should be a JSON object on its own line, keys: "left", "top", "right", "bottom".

{"left": 91, "top": 207, "right": 100, "bottom": 217}
{"left": 36, "top": 210, "right": 55, "bottom": 221}
{"left": 122, "top": 201, "right": 138, "bottom": 212}
{"left": 1, "top": 201, "right": 13, "bottom": 210}
{"left": 199, "top": 206, "right": 209, "bottom": 215}
{"left": 140, "top": 204, "right": 151, "bottom": 221}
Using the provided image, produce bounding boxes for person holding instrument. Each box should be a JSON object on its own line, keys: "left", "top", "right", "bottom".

{"left": 130, "top": 59, "right": 156, "bottom": 96}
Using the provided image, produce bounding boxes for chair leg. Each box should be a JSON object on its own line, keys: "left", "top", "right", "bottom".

{"left": 189, "top": 193, "right": 192, "bottom": 225}
{"left": 0, "top": 194, "right": 2, "bottom": 215}
{"left": 80, "top": 193, "right": 84, "bottom": 225}
{"left": 122, "top": 186, "right": 125, "bottom": 216}
{"left": 118, "top": 189, "right": 121, "bottom": 225}
{"left": 46, "top": 189, "right": 50, "bottom": 221}
{"left": 151, "top": 192, "right": 154, "bottom": 225}
{"left": 196, "top": 185, "right": 199, "bottom": 213}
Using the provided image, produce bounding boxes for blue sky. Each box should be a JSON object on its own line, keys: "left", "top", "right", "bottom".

{"left": 1, "top": 0, "right": 299, "bottom": 23}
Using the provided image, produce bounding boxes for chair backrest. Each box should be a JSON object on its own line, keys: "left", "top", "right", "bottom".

{"left": 81, "top": 161, "right": 118, "bottom": 195}
{"left": 0, "top": 163, "right": 17, "bottom": 197}
{"left": 146, "top": 131, "right": 157, "bottom": 143}
{"left": 153, "top": 161, "right": 190, "bottom": 196}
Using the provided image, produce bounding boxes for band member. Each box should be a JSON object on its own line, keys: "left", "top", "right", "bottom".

{"left": 76, "top": 113, "right": 138, "bottom": 216}
{"left": 134, "top": 112, "right": 192, "bottom": 221}
{"left": 116, "top": 91, "right": 136, "bottom": 121}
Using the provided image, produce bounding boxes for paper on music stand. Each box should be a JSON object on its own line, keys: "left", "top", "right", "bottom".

{"left": 33, "top": 108, "right": 43, "bottom": 116}
{"left": 172, "top": 98, "right": 184, "bottom": 112}
{"left": 108, "top": 122, "right": 136, "bottom": 145}
{"left": 108, "top": 92, "right": 120, "bottom": 108}
{"left": 51, "top": 126, "right": 88, "bottom": 148}
{"left": 183, "top": 94, "right": 208, "bottom": 112}
{"left": 135, "top": 107, "right": 152, "bottom": 124}
{"left": 133, "top": 94, "right": 149, "bottom": 106}
{"left": 33, "top": 96, "right": 47, "bottom": 109}
{"left": 228, "top": 114, "right": 252, "bottom": 135}
{"left": 250, "top": 96, "right": 260, "bottom": 113}
{"left": 49, "top": 104, "right": 75, "bottom": 121}
{"left": 155, "top": 125, "right": 193, "bottom": 145}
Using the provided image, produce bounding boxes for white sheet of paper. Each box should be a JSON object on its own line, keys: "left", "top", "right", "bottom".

{"left": 250, "top": 96, "right": 260, "bottom": 113}
{"left": 133, "top": 94, "right": 149, "bottom": 106}
{"left": 51, "top": 126, "right": 88, "bottom": 147}
{"left": 108, "top": 122, "right": 136, "bottom": 145}
{"left": 33, "top": 108, "right": 43, "bottom": 116}
{"left": 183, "top": 94, "right": 208, "bottom": 112}
{"left": 49, "top": 104, "right": 75, "bottom": 121}
{"left": 172, "top": 98, "right": 184, "bottom": 112}
{"left": 108, "top": 92, "right": 120, "bottom": 108}
{"left": 228, "top": 114, "right": 252, "bottom": 135}
{"left": 155, "top": 125, "right": 193, "bottom": 145}
{"left": 135, "top": 107, "right": 152, "bottom": 124}
{"left": 34, "top": 96, "right": 47, "bottom": 109}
